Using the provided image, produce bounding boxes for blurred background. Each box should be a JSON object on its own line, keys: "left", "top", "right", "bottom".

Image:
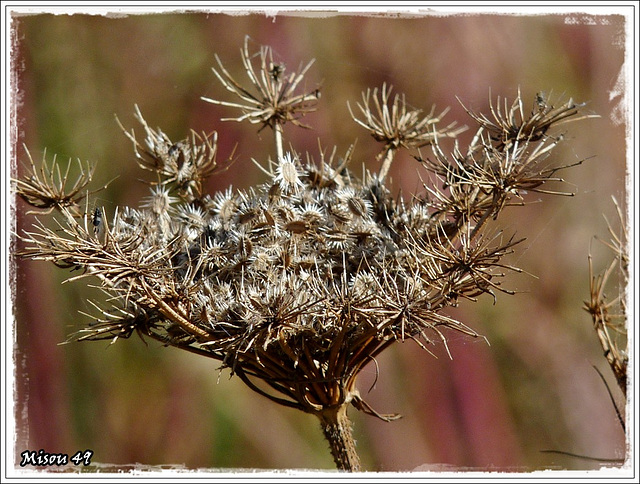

{"left": 10, "top": 7, "right": 630, "bottom": 473}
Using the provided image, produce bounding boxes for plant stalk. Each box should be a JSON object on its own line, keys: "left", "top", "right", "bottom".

{"left": 318, "top": 405, "right": 361, "bottom": 472}
{"left": 274, "top": 121, "right": 284, "bottom": 162}
{"left": 378, "top": 146, "right": 396, "bottom": 182}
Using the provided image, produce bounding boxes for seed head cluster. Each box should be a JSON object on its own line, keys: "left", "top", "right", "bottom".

{"left": 13, "top": 37, "right": 595, "bottom": 470}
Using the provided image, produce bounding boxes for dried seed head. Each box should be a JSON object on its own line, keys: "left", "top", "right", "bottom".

{"left": 15, "top": 34, "right": 595, "bottom": 446}
{"left": 274, "top": 153, "right": 304, "bottom": 193}
{"left": 350, "top": 272, "right": 378, "bottom": 298}
{"left": 212, "top": 188, "right": 238, "bottom": 223}
{"left": 202, "top": 36, "right": 320, "bottom": 130}
{"left": 13, "top": 147, "right": 96, "bottom": 215}
{"left": 336, "top": 187, "right": 372, "bottom": 219}
{"left": 328, "top": 202, "right": 354, "bottom": 224}
{"left": 299, "top": 203, "right": 324, "bottom": 225}
{"left": 119, "top": 106, "right": 229, "bottom": 203}
{"left": 458, "top": 89, "right": 597, "bottom": 150}
{"left": 176, "top": 204, "right": 207, "bottom": 241}
{"left": 141, "top": 186, "right": 177, "bottom": 215}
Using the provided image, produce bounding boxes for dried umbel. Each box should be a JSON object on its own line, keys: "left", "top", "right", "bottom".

{"left": 14, "top": 37, "right": 596, "bottom": 471}
{"left": 584, "top": 197, "right": 628, "bottom": 399}
{"left": 202, "top": 36, "right": 320, "bottom": 161}
{"left": 349, "top": 83, "right": 465, "bottom": 180}
{"left": 14, "top": 147, "right": 96, "bottom": 216}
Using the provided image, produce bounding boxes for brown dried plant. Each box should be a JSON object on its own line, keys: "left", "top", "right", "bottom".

{"left": 13, "top": 147, "right": 96, "bottom": 216}
{"left": 202, "top": 36, "right": 320, "bottom": 161}
{"left": 542, "top": 197, "right": 628, "bottom": 465}
{"left": 458, "top": 88, "right": 588, "bottom": 149}
{"left": 349, "top": 83, "right": 465, "bottom": 180}
{"left": 13, "top": 38, "right": 596, "bottom": 472}
{"left": 584, "top": 197, "right": 628, "bottom": 399}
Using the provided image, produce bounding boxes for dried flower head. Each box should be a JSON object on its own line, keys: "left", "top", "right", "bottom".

{"left": 118, "top": 105, "right": 233, "bottom": 202}
{"left": 202, "top": 36, "right": 319, "bottom": 161}
{"left": 12, "top": 147, "right": 97, "bottom": 215}
{"left": 349, "top": 83, "right": 466, "bottom": 180}
{"left": 458, "top": 88, "right": 597, "bottom": 149}
{"left": 274, "top": 153, "right": 304, "bottom": 193}
{"left": 584, "top": 197, "right": 628, "bottom": 398}
{"left": 14, "top": 39, "right": 595, "bottom": 472}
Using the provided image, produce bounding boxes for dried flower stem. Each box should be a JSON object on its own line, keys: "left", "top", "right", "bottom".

{"left": 274, "top": 121, "right": 284, "bottom": 161}
{"left": 319, "top": 406, "right": 361, "bottom": 471}
{"left": 377, "top": 146, "right": 396, "bottom": 182}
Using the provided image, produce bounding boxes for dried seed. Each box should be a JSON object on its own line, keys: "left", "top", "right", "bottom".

{"left": 285, "top": 220, "right": 309, "bottom": 234}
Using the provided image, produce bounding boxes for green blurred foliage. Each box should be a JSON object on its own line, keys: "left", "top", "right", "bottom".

{"left": 11, "top": 9, "right": 628, "bottom": 473}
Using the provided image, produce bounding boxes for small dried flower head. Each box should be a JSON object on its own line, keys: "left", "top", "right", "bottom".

{"left": 274, "top": 153, "right": 304, "bottom": 193}
{"left": 211, "top": 187, "right": 239, "bottom": 224}
{"left": 348, "top": 84, "right": 467, "bottom": 181}
{"left": 177, "top": 204, "right": 207, "bottom": 241}
{"left": 141, "top": 186, "right": 177, "bottom": 215}
{"left": 352, "top": 83, "right": 465, "bottom": 149}
{"left": 299, "top": 202, "right": 324, "bottom": 225}
{"left": 12, "top": 147, "right": 96, "bottom": 215}
{"left": 336, "top": 186, "right": 372, "bottom": 219}
{"left": 202, "top": 36, "right": 320, "bottom": 131}
{"left": 458, "top": 88, "right": 597, "bottom": 149}
{"left": 119, "top": 105, "right": 230, "bottom": 202}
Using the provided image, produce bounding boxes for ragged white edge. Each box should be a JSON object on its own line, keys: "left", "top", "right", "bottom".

{"left": 5, "top": 13, "right": 22, "bottom": 475}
